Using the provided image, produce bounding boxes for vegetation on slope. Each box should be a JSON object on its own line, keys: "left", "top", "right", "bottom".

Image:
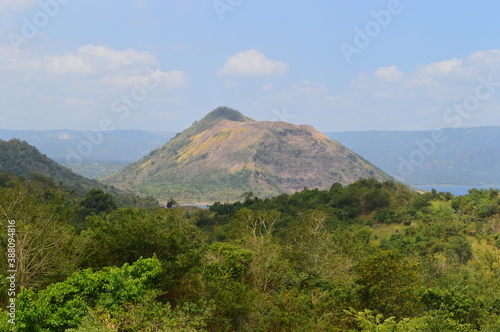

{"left": 0, "top": 139, "right": 158, "bottom": 208}
{"left": 1, "top": 174, "right": 500, "bottom": 331}
{"left": 103, "top": 107, "right": 391, "bottom": 202}
{"left": 0, "top": 138, "right": 104, "bottom": 194}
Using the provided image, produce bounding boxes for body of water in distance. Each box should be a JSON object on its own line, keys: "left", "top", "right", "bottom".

{"left": 414, "top": 185, "right": 500, "bottom": 196}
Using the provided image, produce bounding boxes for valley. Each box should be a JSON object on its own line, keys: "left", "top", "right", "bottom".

{"left": 4, "top": 120, "right": 500, "bottom": 195}
{"left": 1, "top": 108, "right": 500, "bottom": 330}
{"left": 3, "top": 2, "right": 500, "bottom": 330}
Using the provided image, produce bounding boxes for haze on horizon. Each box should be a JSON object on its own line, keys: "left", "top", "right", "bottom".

{"left": 1, "top": 0, "right": 500, "bottom": 133}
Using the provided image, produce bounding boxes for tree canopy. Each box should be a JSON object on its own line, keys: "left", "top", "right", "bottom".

{"left": 1, "top": 175, "right": 500, "bottom": 331}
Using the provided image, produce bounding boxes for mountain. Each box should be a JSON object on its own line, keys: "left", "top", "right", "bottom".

{"left": 0, "top": 138, "right": 116, "bottom": 194}
{"left": 327, "top": 127, "right": 500, "bottom": 185}
{"left": 0, "top": 129, "right": 173, "bottom": 163}
{"left": 6, "top": 122, "right": 500, "bottom": 189}
{"left": 102, "top": 107, "right": 391, "bottom": 202}
{"left": 0, "top": 129, "right": 174, "bottom": 179}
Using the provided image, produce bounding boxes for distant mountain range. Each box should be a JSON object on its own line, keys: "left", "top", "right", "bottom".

{"left": 327, "top": 127, "right": 500, "bottom": 186}
{"left": 3, "top": 122, "right": 500, "bottom": 187}
{"left": 0, "top": 129, "right": 173, "bottom": 164}
{"left": 102, "top": 107, "right": 390, "bottom": 202}
{"left": 0, "top": 129, "right": 174, "bottom": 179}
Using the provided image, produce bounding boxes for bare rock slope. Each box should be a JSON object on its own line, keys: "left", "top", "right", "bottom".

{"left": 103, "top": 107, "right": 391, "bottom": 202}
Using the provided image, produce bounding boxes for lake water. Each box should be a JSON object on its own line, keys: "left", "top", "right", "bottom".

{"left": 178, "top": 204, "right": 210, "bottom": 209}
{"left": 414, "top": 185, "right": 500, "bottom": 196}
{"left": 177, "top": 186, "right": 500, "bottom": 204}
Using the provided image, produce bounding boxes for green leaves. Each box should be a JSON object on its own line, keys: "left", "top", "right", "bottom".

{"left": 355, "top": 250, "right": 423, "bottom": 318}
{"left": 16, "top": 257, "right": 162, "bottom": 331}
{"left": 2, "top": 175, "right": 500, "bottom": 331}
{"left": 77, "top": 207, "right": 202, "bottom": 269}
{"left": 79, "top": 188, "right": 117, "bottom": 217}
{"left": 204, "top": 242, "right": 253, "bottom": 281}
{"left": 421, "top": 287, "right": 483, "bottom": 328}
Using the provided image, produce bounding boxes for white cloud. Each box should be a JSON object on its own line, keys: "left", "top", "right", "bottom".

{"left": 77, "top": 45, "right": 156, "bottom": 70}
{"left": 324, "top": 93, "right": 358, "bottom": 106}
{"left": 217, "top": 49, "right": 289, "bottom": 77}
{"left": 64, "top": 97, "right": 95, "bottom": 108}
{"left": 0, "top": 44, "right": 160, "bottom": 76}
{"left": 375, "top": 65, "right": 404, "bottom": 82}
{"left": 158, "top": 70, "right": 188, "bottom": 89}
{"left": 97, "top": 70, "right": 187, "bottom": 89}
{"left": 263, "top": 80, "right": 329, "bottom": 110}
{"left": 44, "top": 53, "right": 94, "bottom": 75}
{"left": 468, "top": 50, "right": 500, "bottom": 66}
{"left": 0, "top": 44, "right": 187, "bottom": 87}
{"left": 0, "top": 44, "right": 188, "bottom": 130}
{"left": 417, "top": 58, "right": 462, "bottom": 77}
{"left": 224, "top": 80, "right": 238, "bottom": 88}
{"left": 0, "top": 0, "right": 37, "bottom": 11}
{"left": 291, "top": 80, "right": 327, "bottom": 95}
{"left": 461, "top": 50, "right": 500, "bottom": 77}
{"left": 354, "top": 51, "right": 500, "bottom": 93}
{"left": 262, "top": 83, "right": 273, "bottom": 92}
{"left": 323, "top": 49, "right": 500, "bottom": 130}
{"left": 254, "top": 50, "right": 500, "bottom": 132}
{"left": 43, "top": 45, "right": 157, "bottom": 76}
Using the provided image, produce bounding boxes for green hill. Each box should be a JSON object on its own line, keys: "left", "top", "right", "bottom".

{"left": 0, "top": 138, "right": 117, "bottom": 195}
{"left": 103, "top": 107, "right": 391, "bottom": 202}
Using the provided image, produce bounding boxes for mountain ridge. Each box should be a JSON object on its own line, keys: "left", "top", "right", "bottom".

{"left": 102, "top": 107, "right": 391, "bottom": 202}
{"left": 327, "top": 126, "right": 500, "bottom": 185}
{"left": 0, "top": 138, "right": 110, "bottom": 194}
{"left": 5, "top": 125, "right": 500, "bottom": 186}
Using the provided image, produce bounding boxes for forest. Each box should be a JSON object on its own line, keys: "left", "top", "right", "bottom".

{"left": 1, "top": 173, "right": 500, "bottom": 331}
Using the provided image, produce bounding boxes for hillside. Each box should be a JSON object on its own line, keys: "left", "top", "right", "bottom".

{"left": 6, "top": 126, "right": 500, "bottom": 187}
{"left": 0, "top": 138, "right": 116, "bottom": 195}
{"left": 0, "top": 129, "right": 173, "bottom": 163}
{"left": 0, "top": 129, "right": 173, "bottom": 179}
{"left": 103, "top": 107, "right": 391, "bottom": 202}
{"left": 328, "top": 127, "right": 500, "bottom": 185}
{"left": 3, "top": 176, "right": 500, "bottom": 331}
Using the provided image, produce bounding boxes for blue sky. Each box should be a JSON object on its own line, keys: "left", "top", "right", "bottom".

{"left": 1, "top": 0, "right": 500, "bottom": 133}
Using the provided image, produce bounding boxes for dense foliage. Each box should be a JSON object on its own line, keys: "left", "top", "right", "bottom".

{"left": 1, "top": 174, "right": 500, "bottom": 331}
{"left": 0, "top": 139, "right": 159, "bottom": 210}
{"left": 0, "top": 139, "right": 111, "bottom": 195}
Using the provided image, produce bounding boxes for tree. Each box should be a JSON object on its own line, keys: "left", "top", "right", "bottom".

{"left": 77, "top": 208, "right": 202, "bottom": 270}
{"left": 421, "top": 288, "right": 483, "bottom": 328}
{"left": 166, "top": 198, "right": 177, "bottom": 209}
{"left": 241, "top": 191, "right": 255, "bottom": 202}
{"left": 0, "top": 185, "right": 76, "bottom": 294}
{"left": 290, "top": 210, "right": 352, "bottom": 281}
{"left": 15, "top": 257, "right": 163, "bottom": 331}
{"left": 80, "top": 188, "right": 116, "bottom": 216}
{"left": 355, "top": 250, "right": 422, "bottom": 318}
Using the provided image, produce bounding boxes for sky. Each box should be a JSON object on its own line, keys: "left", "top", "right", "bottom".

{"left": 1, "top": 0, "right": 500, "bottom": 133}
